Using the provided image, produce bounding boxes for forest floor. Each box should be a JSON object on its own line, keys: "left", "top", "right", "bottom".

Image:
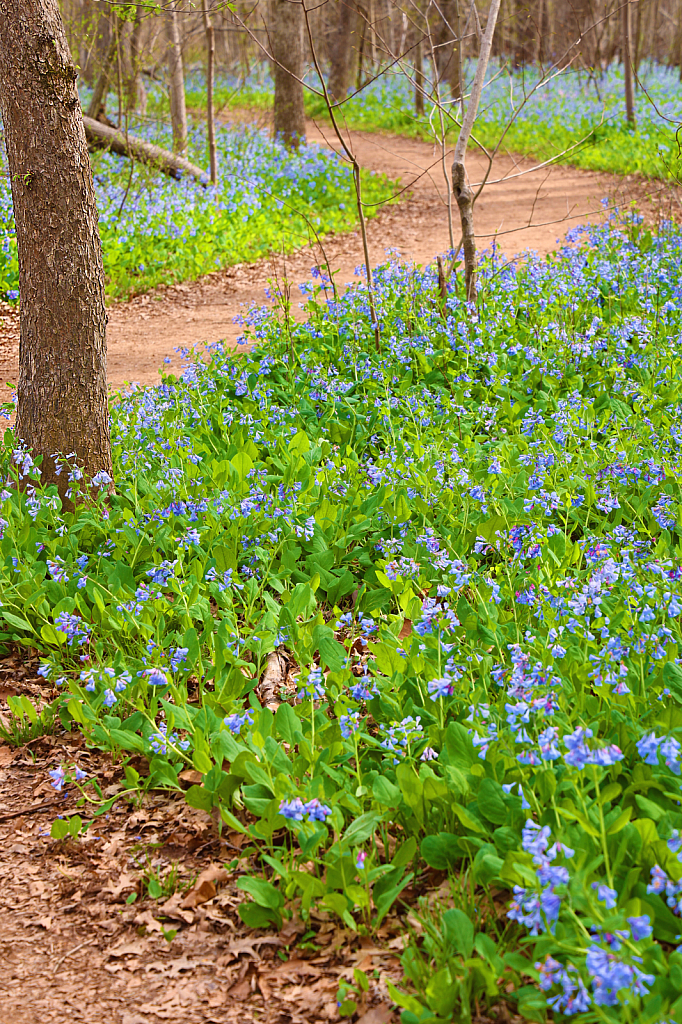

{"left": 0, "top": 119, "right": 680, "bottom": 1024}
{"left": 0, "top": 113, "right": 679, "bottom": 391}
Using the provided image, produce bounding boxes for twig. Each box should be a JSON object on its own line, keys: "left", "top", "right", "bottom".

{"left": 0, "top": 800, "right": 56, "bottom": 824}
{"left": 51, "top": 939, "right": 95, "bottom": 976}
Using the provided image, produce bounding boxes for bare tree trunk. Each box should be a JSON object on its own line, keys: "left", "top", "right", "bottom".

{"left": 622, "top": 0, "right": 636, "bottom": 124}
{"left": 271, "top": 0, "right": 306, "bottom": 148}
{"left": 203, "top": 0, "right": 218, "bottom": 185}
{"left": 448, "top": 0, "right": 463, "bottom": 103}
{"left": 327, "top": 0, "right": 359, "bottom": 103}
{"left": 535, "top": 0, "right": 545, "bottom": 63}
{"left": 414, "top": 34, "right": 425, "bottom": 115}
{"left": 451, "top": 0, "right": 503, "bottom": 302}
{"left": 166, "top": 1, "right": 188, "bottom": 155}
{"left": 0, "top": 0, "right": 112, "bottom": 499}
{"left": 86, "top": 15, "right": 117, "bottom": 120}
{"left": 127, "top": 7, "right": 146, "bottom": 114}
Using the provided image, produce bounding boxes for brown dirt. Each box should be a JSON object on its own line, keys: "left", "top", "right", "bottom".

{"left": 0, "top": 115, "right": 678, "bottom": 392}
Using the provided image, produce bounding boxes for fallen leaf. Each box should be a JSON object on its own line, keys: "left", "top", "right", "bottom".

{"left": 180, "top": 863, "right": 228, "bottom": 909}
{"left": 133, "top": 909, "right": 163, "bottom": 933}
{"left": 36, "top": 915, "right": 52, "bottom": 930}
{"left": 0, "top": 744, "right": 16, "bottom": 766}
{"left": 28, "top": 878, "right": 46, "bottom": 897}
{"left": 158, "top": 891, "right": 195, "bottom": 925}
{"left": 107, "top": 938, "right": 150, "bottom": 958}
{"left": 356, "top": 1004, "right": 394, "bottom": 1024}
{"left": 178, "top": 769, "right": 203, "bottom": 786}
{"left": 103, "top": 871, "right": 136, "bottom": 898}
{"left": 228, "top": 977, "right": 252, "bottom": 1000}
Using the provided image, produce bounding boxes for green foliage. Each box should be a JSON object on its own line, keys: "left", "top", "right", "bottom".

{"left": 0, "top": 694, "right": 56, "bottom": 746}
{"left": 6, "top": 213, "right": 682, "bottom": 1018}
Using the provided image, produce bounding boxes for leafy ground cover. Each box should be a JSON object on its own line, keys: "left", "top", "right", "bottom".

{"left": 0, "top": 120, "right": 393, "bottom": 303}
{"left": 2, "top": 213, "right": 682, "bottom": 1021}
{"left": 191, "top": 61, "right": 682, "bottom": 184}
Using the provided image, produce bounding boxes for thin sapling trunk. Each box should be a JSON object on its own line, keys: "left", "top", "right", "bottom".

{"left": 451, "top": 0, "right": 502, "bottom": 302}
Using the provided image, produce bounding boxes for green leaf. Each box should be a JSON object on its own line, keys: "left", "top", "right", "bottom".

{"left": 477, "top": 778, "right": 507, "bottom": 825}
{"left": 317, "top": 634, "right": 347, "bottom": 671}
{"left": 40, "top": 622, "right": 63, "bottom": 646}
{"left": 275, "top": 702, "right": 302, "bottom": 744}
{"left": 607, "top": 807, "right": 633, "bottom": 835}
{"left": 374, "top": 872, "right": 413, "bottom": 925}
{"left": 108, "top": 727, "right": 145, "bottom": 752}
{"left": 425, "top": 966, "right": 458, "bottom": 1017}
{"left": 386, "top": 981, "right": 423, "bottom": 1016}
{"left": 372, "top": 776, "right": 402, "bottom": 809}
{"left": 421, "top": 832, "right": 461, "bottom": 870}
{"left": 237, "top": 902, "right": 281, "bottom": 930}
{"left": 192, "top": 748, "right": 213, "bottom": 775}
{"left": 51, "top": 818, "right": 70, "bottom": 840}
{"left": 231, "top": 450, "right": 254, "bottom": 483}
{"left": 663, "top": 661, "right": 682, "bottom": 701}
{"left": 185, "top": 785, "right": 213, "bottom": 812}
{"left": 237, "top": 875, "right": 284, "bottom": 911}
{"left": 341, "top": 812, "right": 381, "bottom": 847}
{"left": 2, "top": 611, "right": 33, "bottom": 633}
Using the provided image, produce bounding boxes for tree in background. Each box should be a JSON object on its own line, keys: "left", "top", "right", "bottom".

{"left": 166, "top": 0, "right": 188, "bottom": 155}
{"left": 126, "top": 7, "right": 147, "bottom": 115}
{"left": 203, "top": 0, "right": 219, "bottom": 184}
{"left": 86, "top": 9, "right": 118, "bottom": 121}
{"left": 327, "top": 0, "right": 360, "bottom": 104}
{"left": 451, "top": 0, "right": 502, "bottom": 302}
{"left": 271, "top": 0, "right": 306, "bottom": 147}
{"left": 0, "top": 0, "right": 112, "bottom": 498}
{"left": 622, "top": 0, "right": 635, "bottom": 125}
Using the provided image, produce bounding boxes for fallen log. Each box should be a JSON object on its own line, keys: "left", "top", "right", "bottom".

{"left": 83, "top": 115, "right": 208, "bottom": 185}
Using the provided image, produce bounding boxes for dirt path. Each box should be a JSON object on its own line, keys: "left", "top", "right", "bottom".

{"left": 0, "top": 117, "right": 677, "bottom": 392}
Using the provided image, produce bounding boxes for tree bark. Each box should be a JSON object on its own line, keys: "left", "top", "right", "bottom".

{"left": 271, "top": 0, "right": 306, "bottom": 148}
{"left": 166, "top": 1, "right": 188, "bottom": 155}
{"left": 0, "top": 0, "right": 113, "bottom": 499}
{"left": 327, "top": 0, "right": 359, "bottom": 104}
{"left": 86, "top": 15, "right": 117, "bottom": 120}
{"left": 203, "top": 1, "right": 218, "bottom": 185}
{"left": 414, "top": 35, "right": 425, "bottom": 116}
{"left": 127, "top": 7, "right": 147, "bottom": 115}
{"left": 622, "top": 0, "right": 636, "bottom": 124}
{"left": 83, "top": 115, "right": 208, "bottom": 183}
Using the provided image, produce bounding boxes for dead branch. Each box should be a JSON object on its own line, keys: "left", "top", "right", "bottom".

{"left": 258, "top": 650, "right": 288, "bottom": 711}
{"left": 83, "top": 115, "right": 208, "bottom": 184}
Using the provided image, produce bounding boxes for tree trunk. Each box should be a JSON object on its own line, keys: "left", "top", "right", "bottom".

{"left": 271, "top": 0, "right": 306, "bottom": 148}
{"left": 451, "top": 0, "right": 503, "bottom": 303}
{"left": 327, "top": 0, "right": 358, "bottom": 104}
{"left": 414, "top": 35, "right": 425, "bottom": 116}
{"left": 166, "top": 1, "right": 188, "bottom": 155}
{"left": 203, "top": 1, "right": 218, "bottom": 185}
{"left": 447, "top": 0, "right": 463, "bottom": 103}
{"left": 622, "top": 0, "right": 636, "bottom": 124}
{"left": 83, "top": 115, "right": 208, "bottom": 183}
{"left": 86, "top": 16, "right": 117, "bottom": 120}
{"left": 127, "top": 7, "right": 147, "bottom": 114}
{"left": 0, "top": 0, "right": 112, "bottom": 499}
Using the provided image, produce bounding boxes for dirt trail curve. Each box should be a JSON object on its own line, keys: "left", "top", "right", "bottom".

{"left": 0, "top": 115, "right": 678, "bottom": 392}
